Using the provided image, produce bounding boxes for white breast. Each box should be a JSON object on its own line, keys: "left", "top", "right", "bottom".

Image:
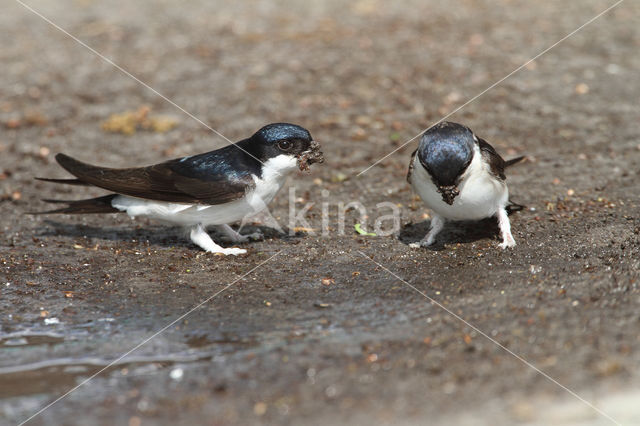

{"left": 111, "top": 154, "right": 297, "bottom": 226}
{"left": 410, "top": 145, "right": 508, "bottom": 221}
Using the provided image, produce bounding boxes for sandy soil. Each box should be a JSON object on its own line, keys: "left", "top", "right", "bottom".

{"left": 1, "top": 0, "right": 639, "bottom": 425}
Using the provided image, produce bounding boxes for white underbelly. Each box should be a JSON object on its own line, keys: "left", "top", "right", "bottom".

{"left": 112, "top": 196, "right": 253, "bottom": 226}
{"left": 111, "top": 173, "right": 287, "bottom": 226}
{"left": 410, "top": 158, "right": 508, "bottom": 221}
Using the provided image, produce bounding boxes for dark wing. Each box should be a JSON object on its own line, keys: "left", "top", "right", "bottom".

{"left": 53, "top": 151, "right": 256, "bottom": 205}
{"left": 406, "top": 149, "right": 418, "bottom": 183}
{"left": 477, "top": 137, "right": 506, "bottom": 180}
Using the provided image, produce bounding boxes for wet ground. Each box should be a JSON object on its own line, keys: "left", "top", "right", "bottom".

{"left": 1, "top": 0, "right": 640, "bottom": 425}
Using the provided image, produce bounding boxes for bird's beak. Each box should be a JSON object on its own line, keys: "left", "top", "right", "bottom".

{"left": 298, "top": 140, "right": 324, "bottom": 171}
{"left": 437, "top": 185, "right": 459, "bottom": 205}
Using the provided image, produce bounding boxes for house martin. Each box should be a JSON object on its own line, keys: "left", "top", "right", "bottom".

{"left": 34, "top": 123, "right": 324, "bottom": 255}
{"left": 407, "top": 121, "right": 524, "bottom": 249}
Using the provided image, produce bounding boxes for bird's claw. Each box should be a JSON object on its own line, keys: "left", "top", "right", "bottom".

{"left": 233, "top": 232, "right": 263, "bottom": 243}
{"left": 498, "top": 238, "right": 516, "bottom": 249}
{"left": 245, "top": 232, "right": 264, "bottom": 241}
{"left": 409, "top": 240, "right": 435, "bottom": 249}
{"left": 210, "top": 247, "right": 247, "bottom": 256}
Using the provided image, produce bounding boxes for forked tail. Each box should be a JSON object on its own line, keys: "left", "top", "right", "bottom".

{"left": 504, "top": 156, "right": 526, "bottom": 168}
{"left": 505, "top": 156, "right": 526, "bottom": 214}
{"left": 28, "top": 195, "right": 121, "bottom": 215}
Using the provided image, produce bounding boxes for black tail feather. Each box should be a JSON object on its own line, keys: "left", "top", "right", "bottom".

{"left": 35, "top": 177, "right": 91, "bottom": 186}
{"left": 504, "top": 156, "right": 526, "bottom": 168}
{"left": 506, "top": 199, "right": 525, "bottom": 215}
{"left": 505, "top": 157, "right": 526, "bottom": 215}
{"left": 29, "top": 195, "right": 121, "bottom": 215}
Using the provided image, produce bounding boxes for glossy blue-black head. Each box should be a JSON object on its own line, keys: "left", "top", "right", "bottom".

{"left": 417, "top": 122, "right": 475, "bottom": 187}
{"left": 251, "top": 123, "right": 323, "bottom": 170}
{"left": 254, "top": 123, "right": 312, "bottom": 144}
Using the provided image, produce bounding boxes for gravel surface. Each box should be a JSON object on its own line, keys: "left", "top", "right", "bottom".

{"left": 1, "top": 0, "right": 639, "bottom": 425}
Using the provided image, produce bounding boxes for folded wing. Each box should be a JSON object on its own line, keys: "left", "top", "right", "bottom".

{"left": 52, "top": 153, "right": 255, "bottom": 205}
{"left": 477, "top": 138, "right": 507, "bottom": 180}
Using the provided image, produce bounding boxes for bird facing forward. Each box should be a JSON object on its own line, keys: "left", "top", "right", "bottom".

{"left": 35, "top": 123, "right": 324, "bottom": 255}
{"left": 407, "top": 121, "right": 524, "bottom": 249}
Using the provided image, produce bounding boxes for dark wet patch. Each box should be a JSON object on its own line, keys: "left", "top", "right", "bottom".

{"left": 0, "top": 353, "right": 212, "bottom": 399}
{"left": 0, "top": 333, "right": 64, "bottom": 348}
{"left": 185, "top": 331, "right": 259, "bottom": 349}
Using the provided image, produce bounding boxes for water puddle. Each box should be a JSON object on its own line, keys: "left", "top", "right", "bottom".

{"left": 0, "top": 352, "right": 211, "bottom": 398}
{"left": 185, "top": 331, "right": 258, "bottom": 348}
{"left": 0, "top": 332, "right": 64, "bottom": 348}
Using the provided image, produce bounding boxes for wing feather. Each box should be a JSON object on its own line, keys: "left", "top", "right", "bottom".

{"left": 54, "top": 153, "right": 255, "bottom": 205}
{"left": 406, "top": 149, "right": 417, "bottom": 183}
{"left": 477, "top": 137, "right": 506, "bottom": 180}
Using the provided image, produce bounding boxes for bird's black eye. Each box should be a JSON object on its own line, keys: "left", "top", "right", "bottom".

{"left": 278, "top": 140, "right": 293, "bottom": 151}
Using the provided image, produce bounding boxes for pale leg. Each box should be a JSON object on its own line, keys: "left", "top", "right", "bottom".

{"left": 215, "top": 224, "right": 263, "bottom": 243}
{"left": 189, "top": 224, "right": 247, "bottom": 255}
{"left": 496, "top": 207, "right": 516, "bottom": 249}
{"left": 410, "top": 214, "right": 445, "bottom": 248}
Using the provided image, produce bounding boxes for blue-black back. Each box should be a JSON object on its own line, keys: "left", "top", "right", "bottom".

{"left": 169, "top": 140, "right": 260, "bottom": 183}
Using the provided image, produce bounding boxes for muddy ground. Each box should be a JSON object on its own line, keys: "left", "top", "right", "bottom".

{"left": 1, "top": 0, "right": 639, "bottom": 425}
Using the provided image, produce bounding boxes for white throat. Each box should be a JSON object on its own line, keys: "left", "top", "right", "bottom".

{"left": 260, "top": 154, "right": 298, "bottom": 183}
{"left": 244, "top": 154, "right": 298, "bottom": 212}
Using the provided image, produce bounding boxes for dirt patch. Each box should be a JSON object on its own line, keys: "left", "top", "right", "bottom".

{"left": 1, "top": 0, "right": 639, "bottom": 425}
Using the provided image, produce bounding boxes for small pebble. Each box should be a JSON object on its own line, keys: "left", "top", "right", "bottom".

{"left": 169, "top": 368, "right": 183, "bottom": 381}
{"left": 575, "top": 83, "right": 589, "bottom": 94}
